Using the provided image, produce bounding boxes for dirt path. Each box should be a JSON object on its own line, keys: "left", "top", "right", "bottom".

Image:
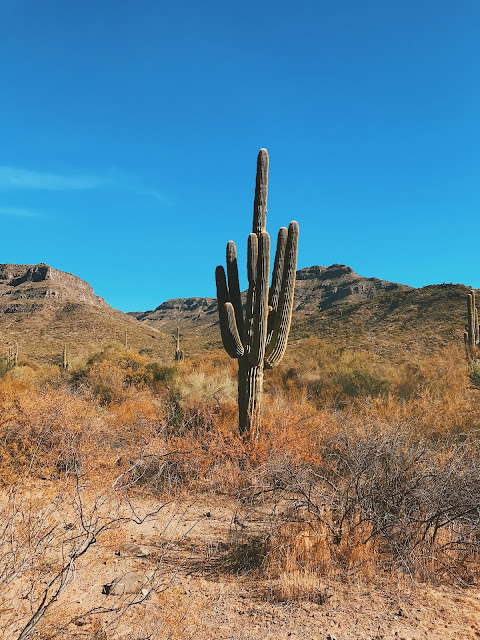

{"left": 21, "top": 493, "right": 480, "bottom": 639}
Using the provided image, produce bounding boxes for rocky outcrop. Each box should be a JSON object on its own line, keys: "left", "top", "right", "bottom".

{"left": 135, "top": 264, "right": 411, "bottom": 335}
{"left": 294, "top": 264, "right": 411, "bottom": 312}
{"left": 0, "top": 262, "right": 170, "bottom": 362}
{"left": 0, "top": 263, "right": 108, "bottom": 311}
{"left": 135, "top": 297, "right": 218, "bottom": 329}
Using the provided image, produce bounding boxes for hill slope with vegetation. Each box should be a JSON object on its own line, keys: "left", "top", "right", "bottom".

{"left": 134, "top": 263, "right": 469, "bottom": 358}
{"left": 0, "top": 263, "right": 170, "bottom": 364}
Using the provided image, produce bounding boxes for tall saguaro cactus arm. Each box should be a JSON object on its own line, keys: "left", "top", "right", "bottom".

{"left": 265, "top": 221, "right": 299, "bottom": 369}
{"left": 253, "top": 148, "right": 268, "bottom": 234}
{"left": 215, "top": 148, "right": 299, "bottom": 437}
{"left": 468, "top": 292, "right": 476, "bottom": 348}
{"left": 216, "top": 265, "right": 244, "bottom": 358}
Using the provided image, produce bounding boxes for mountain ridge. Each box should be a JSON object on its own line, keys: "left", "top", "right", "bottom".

{"left": 0, "top": 261, "right": 470, "bottom": 361}
{"left": 0, "top": 262, "right": 108, "bottom": 312}
{"left": 130, "top": 263, "right": 468, "bottom": 356}
{"left": 0, "top": 262, "right": 170, "bottom": 362}
{"left": 132, "top": 263, "right": 411, "bottom": 335}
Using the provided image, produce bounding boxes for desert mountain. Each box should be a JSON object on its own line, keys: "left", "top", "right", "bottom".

{"left": 0, "top": 263, "right": 108, "bottom": 312}
{"left": 133, "top": 264, "right": 469, "bottom": 356}
{"left": 132, "top": 264, "right": 408, "bottom": 329}
{"left": 1, "top": 262, "right": 469, "bottom": 363}
{"left": 0, "top": 263, "right": 169, "bottom": 363}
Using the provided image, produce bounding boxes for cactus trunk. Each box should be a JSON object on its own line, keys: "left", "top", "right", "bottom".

{"left": 216, "top": 149, "right": 298, "bottom": 439}
{"left": 238, "top": 358, "right": 264, "bottom": 438}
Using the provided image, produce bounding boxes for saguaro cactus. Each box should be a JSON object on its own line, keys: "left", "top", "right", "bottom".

{"left": 61, "top": 344, "right": 70, "bottom": 371}
{"left": 173, "top": 327, "right": 184, "bottom": 361}
{"left": 5, "top": 343, "right": 17, "bottom": 368}
{"left": 216, "top": 148, "right": 299, "bottom": 438}
{"left": 465, "top": 291, "right": 480, "bottom": 360}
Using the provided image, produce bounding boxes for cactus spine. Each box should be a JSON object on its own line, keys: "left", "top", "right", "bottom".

{"left": 216, "top": 149, "right": 299, "bottom": 438}
{"left": 174, "top": 327, "right": 184, "bottom": 361}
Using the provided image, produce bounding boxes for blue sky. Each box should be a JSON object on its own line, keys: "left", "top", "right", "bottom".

{"left": 0, "top": 0, "right": 478, "bottom": 311}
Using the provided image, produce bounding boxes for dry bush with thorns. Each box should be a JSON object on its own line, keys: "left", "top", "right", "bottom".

{"left": 0, "top": 453, "right": 179, "bottom": 639}
{"left": 235, "top": 419, "right": 480, "bottom": 597}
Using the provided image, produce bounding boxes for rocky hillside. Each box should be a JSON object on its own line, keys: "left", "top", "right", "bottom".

{"left": 132, "top": 296, "right": 217, "bottom": 332}
{"left": 133, "top": 264, "right": 411, "bottom": 350}
{"left": 0, "top": 262, "right": 469, "bottom": 363}
{"left": 293, "top": 281, "right": 469, "bottom": 355}
{"left": 133, "top": 264, "right": 469, "bottom": 356}
{"left": 135, "top": 265, "right": 410, "bottom": 330}
{"left": 0, "top": 263, "right": 108, "bottom": 312}
{"left": 292, "top": 263, "right": 410, "bottom": 312}
{"left": 0, "top": 263, "right": 169, "bottom": 363}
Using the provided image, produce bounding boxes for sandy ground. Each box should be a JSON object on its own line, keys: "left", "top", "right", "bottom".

{"left": 6, "top": 493, "right": 480, "bottom": 640}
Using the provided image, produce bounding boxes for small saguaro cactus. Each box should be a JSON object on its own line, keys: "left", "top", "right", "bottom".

{"left": 5, "top": 343, "right": 17, "bottom": 368}
{"left": 465, "top": 290, "right": 480, "bottom": 360}
{"left": 216, "top": 148, "right": 299, "bottom": 439}
{"left": 124, "top": 330, "right": 129, "bottom": 350}
{"left": 173, "top": 327, "right": 184, "bottom": 361}
{"left": 61, "top": 343, "right": 70, "bottom": 371}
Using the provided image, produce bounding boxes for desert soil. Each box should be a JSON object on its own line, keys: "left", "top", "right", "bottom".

{"left": 24, "top": 493, "right": 479, "bottom": 640}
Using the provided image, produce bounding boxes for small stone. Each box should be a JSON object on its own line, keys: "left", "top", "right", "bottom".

{"left": 102, "top": 572, "right": 147, "bottom": 595}
{"left": 121, "top": 542, "right": 150, "bottom": 557}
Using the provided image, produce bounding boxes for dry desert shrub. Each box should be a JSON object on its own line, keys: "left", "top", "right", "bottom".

{"left": 270, "top": 339, "right": 473, "bottom": 414}
{"left": 240, "top": 417, "right": 480, "bottom": 594}
{"left": 2, "top": 335, "right": 480, "bottom": 623}
{"left": 0, "top": 378, "right": 104, "bottom": 482}
{"left": 0, "top": 458, "right": 175, "bottom": 640}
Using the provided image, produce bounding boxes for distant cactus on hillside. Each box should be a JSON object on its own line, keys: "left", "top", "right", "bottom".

{"left": 216, "top": 149, "right": 299, "bottom": 439}
{"left": 4, "top": 342, "right": 18, "bottom": 368}
{"left": 465, "top": 290, "right": 480, "bottom": 361}
{"left": 61, "top": 343, "right": 70, "bottom": 371}
{"left": 173, "top": 327, "right": 184, "bottom": 361}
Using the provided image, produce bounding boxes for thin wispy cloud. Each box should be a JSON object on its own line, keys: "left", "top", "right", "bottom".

{"left": 0, "top": 206, "right": 40, "bottom": 218}
{"left": 134, "top": 186, "right": 174, "bottom": 207}
{"left": 0, "top": 166, "right": 105, "bottom": 191}
{"left": 0, "top": 165, "right": 173, "bottom": 207}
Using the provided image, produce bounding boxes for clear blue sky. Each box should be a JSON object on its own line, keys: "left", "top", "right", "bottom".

{"left": 0, "top": 0, "right": 478, "bottom": 311}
